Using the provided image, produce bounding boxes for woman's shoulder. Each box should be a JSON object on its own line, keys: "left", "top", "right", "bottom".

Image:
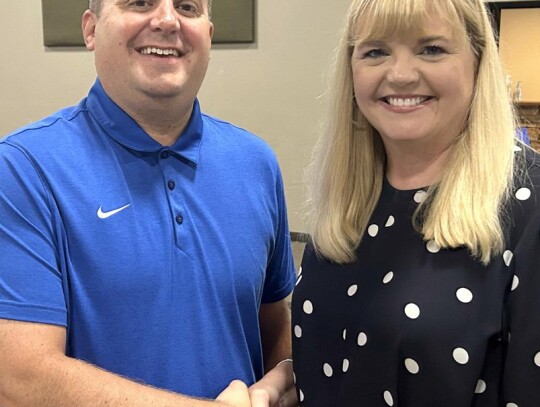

{"left": 507, "top": 146, "right": 540, "bottom": 240}
{"left": 515, "top": 146, "right": 540, "bottom": 191}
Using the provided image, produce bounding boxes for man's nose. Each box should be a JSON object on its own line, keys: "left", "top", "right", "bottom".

{"left": 150, "top": 1, "right": 181, "bottom": 33}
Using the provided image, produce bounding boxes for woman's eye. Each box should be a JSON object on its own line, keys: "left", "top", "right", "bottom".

{"left": 361, "top": 49, "right": 388, "bottom": 59}
{"left": 422, "top": 45, "right": 446, "bottom": 56}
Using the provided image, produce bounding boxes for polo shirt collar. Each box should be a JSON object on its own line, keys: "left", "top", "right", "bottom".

{"left": 86, "top": 79, "right": 202, "bottom": 165}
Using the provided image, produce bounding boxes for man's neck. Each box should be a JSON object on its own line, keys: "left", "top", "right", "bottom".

{"left": 131, "top": 106, "right": 193, "bottom": 146}
{"left": 104, "top": 85, "right": 195, "bottom": 146}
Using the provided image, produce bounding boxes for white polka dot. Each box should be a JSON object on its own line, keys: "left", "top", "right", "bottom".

{"left": 383, "top": 271, "right": 394, "bottom": 284}
{"left": 456, "top": 288, "right": 473, "bottom": 303}
{"left": 383, "top": 390, "right": 394, "bottom": 406}
{"left": 414, "top": 190, "right": 427, "bottom": 203}
{"left": 323, "top": 363, "right": 333, "bottom": 377}
{"left": 534, "top": 352, "right": 540, "bottom": 367}
{"left": 404, "top": 358, "right": 420, "bottom": 374}
{"left": 385, "top": 216, "right": 395, "bottom": 227}
{"left": 295, "top": 275, "right": 303, "bottom": 286}
{"left": 503, "top": 250, "right": 513, "bottom": 266}
{"left": 453, "top": 347, "right": 469, "bottom": 365}
{"left": 404, "top": 303, "right": 420, "bottom": 319}
{"left": 511, "top": 275, "right": 520, "bottom": 291}
{"left": 475, "top": 379, "right": 486, "bottom": 394}
{"left": 299, "top": 389, "right": 304, "bottom": 402}
{"left": 426, "top": 240, "right": 441, "bottom": 253}
{"left": 513, "top": 145, "right": 522, "bottom": 152}
{"left": 347, "top": 285, "right": 358, "bottom": 296}
{"left": 368, "top": 224, "right": 379, "bottom": 237}
{"left": 298, "top": 266, "right": 303, "bottom": 275}
{"left": 343, "top": 329, "right": 347, "bottom": 340}
{"left": 294, "top": 325, "right": 302, "bottom": 338}
{"left": 303, "top": 300, "right": 314, "bottom": 314}
{"left": 357, "top": 332, "right": 368, "bottom": 347}
{"left": 342, "top": 359, "right": 350, "bottom": 372}
{"left": 515, "top": 187, "right": 531, "bottom": 201}
{"left": 507, "top": 403, "right": 518, "bottom": 407}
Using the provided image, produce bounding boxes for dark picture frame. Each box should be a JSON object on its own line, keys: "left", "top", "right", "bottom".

{"left": 487, "top": 0, "right": 540, "bottom": 103}
{"left": 487, "top": 1, "right": 540, "bottom": 41}
{"left": 42, "top": 0, "right": 255, "bottom": 47}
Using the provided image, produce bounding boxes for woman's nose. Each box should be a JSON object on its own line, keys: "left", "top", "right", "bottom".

{"left": 386, "top": 55, "right": 420, "bottom": 86}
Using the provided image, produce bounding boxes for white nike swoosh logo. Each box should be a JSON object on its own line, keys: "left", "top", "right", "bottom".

{"left": 97, "top": 204, "right": 131, "bottom": 219}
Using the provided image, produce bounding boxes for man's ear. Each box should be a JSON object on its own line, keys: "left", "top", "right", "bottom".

{"left": 82, "top": 10, "right": 97, "bottom": 51}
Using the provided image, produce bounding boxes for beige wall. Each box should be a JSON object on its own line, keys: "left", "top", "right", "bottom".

{"left": 0, "top": 0, "right": 350, "bottom": 232}
{"left": 499, "top": 8, "right": 540, "bottom": 102}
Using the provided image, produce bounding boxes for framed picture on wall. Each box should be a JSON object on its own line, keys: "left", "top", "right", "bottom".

{"left": 486, "top": 0, "right": 540, "bottom": 102}
{"left": 41, "top": 0, "right": 255, "bottom": 46}
{"left": 487, "top": 0, "right": 540, "bottom": 39}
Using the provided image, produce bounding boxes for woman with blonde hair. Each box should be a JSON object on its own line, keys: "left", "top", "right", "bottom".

{"left": 249, "top": 0, "right": 540, "bottom": 405}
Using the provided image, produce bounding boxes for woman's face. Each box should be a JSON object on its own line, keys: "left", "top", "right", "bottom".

{"left": 351, "top": 14, "right": 476, "bottom": 155}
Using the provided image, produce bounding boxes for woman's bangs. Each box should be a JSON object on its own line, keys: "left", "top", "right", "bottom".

{"left": 350, "top": 0, "right": 459, "bottom": 44}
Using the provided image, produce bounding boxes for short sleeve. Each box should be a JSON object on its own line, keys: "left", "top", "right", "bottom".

{"left": 0, "top": 143, "right": 67, "bottom": 325}
{"left": 261, "top": 166, "right": 296, "bottom": 303}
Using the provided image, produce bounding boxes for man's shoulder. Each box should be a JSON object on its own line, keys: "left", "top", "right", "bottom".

{"left": 2, "top": 102, "right": 88, "bottom": 149}
{"left": 201, "top": 113, "right": 271, "bottom": 148}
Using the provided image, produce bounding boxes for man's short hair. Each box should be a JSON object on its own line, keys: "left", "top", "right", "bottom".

{"left": 88, "top": 0, "right": 101, "bottom": 15}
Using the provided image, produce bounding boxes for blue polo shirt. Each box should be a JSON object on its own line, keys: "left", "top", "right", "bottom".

{"left": 0, "top": 80, "right": 296, "bottom": 397}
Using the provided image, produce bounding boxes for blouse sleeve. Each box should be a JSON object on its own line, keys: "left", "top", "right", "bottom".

{"left": 502, "top": 160, "right": 540, "bottom": 406}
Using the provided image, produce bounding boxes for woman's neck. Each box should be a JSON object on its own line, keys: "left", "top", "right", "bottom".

{"left": 384, "top": 142, "right": 453, "bottom": 190}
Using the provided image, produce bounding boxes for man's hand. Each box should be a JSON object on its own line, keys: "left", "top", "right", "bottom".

{"left": 216, "top": 380, "right": 251, "bottom": 407}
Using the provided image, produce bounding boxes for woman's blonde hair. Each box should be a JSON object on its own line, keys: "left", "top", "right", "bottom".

{"left": 306, "top": 0, "right": 516, "bottom": 265}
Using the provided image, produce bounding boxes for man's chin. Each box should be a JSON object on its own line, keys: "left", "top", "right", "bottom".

{"left": 139, "top": 83, "right": 193, "bottom": 100}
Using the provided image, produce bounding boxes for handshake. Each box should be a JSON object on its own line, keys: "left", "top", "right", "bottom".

{"left": 216, "top": 360, "right": 297, "bottom": 407}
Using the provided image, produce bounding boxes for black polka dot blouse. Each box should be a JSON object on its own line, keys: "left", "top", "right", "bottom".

{"left": 292, "top": 149, "right": 540, "bottom": 407}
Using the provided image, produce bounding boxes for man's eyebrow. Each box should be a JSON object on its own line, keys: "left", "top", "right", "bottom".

{"left": 116, "top": 0, "right": 134, "bottom": 6}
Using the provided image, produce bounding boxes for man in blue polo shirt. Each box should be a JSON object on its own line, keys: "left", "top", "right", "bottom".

{"left": 0, "top": 0, "right": 295, "bottom": 406}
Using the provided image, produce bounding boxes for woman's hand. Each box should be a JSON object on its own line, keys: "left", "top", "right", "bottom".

{"left": 216, "top": 380, "right": 251, "bottom": 407}
{"left": 249, "top": 360, "right": 298, "bottom": 407}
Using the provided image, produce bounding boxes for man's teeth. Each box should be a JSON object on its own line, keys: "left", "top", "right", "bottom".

{"left": 140, "top": 47, "right": 179, "bottom": 57}
{"left": 387, "top": 97, "right": 427, "bottom": 107}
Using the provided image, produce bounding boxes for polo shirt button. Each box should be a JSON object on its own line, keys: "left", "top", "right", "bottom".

{"left": 168, "top": 180, "right": 176, "bottom": 190}
{"left": 160, "top": 150, "right": 170, "bottom": 159}
{"left": 175, "top": 214, "right": 184, "bottom": 224}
